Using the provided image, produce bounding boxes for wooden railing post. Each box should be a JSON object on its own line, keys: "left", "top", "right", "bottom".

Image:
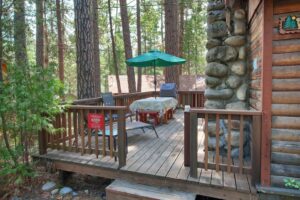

{"left": 190, "top": 111, "right": 198, "bottom": 178}
{"left": 184, "top": 111, "right": 190, "bottom": 166}
{"left": 118, "top": 109, "right": 126, "bottom": 168}
{"left": 252, "top": 115, "right": 262, "bottom": 185}
{"left": 38, "top": 128, "right": 47, "bottom": 155}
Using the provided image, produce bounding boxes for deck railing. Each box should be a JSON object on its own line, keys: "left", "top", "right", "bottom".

{"left": 185, "top": 108, "right": 262, "bottom": 184}
{"left": 70, "top": 90, "right": 204, "bottom": 109}
{"left": 177, "top": 90, "right": 205, "bottom": 108}
{"left": 38, "top": 90, "right": 204, "bottom": 168}
{"left": 38, "top": 105, "right": 127, "bottom": 168}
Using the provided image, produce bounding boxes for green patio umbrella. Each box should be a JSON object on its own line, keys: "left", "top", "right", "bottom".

{"left": 126, "top": 50, "right": 186, "bottom": 95}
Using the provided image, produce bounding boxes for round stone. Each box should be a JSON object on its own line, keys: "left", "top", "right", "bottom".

{"left": 234, "top": 20, "right": 246, "bottom": 35}
{"left": 234, "top": 9, "right": 246, "bottom": 20}
{"left": 206, "top": 76, "right": 222, "bottom": 88}
{"left": 239, "top": 46, "right": 246, "bottom": 60}
{"left": 224, "top": 119, "right": 251, "bottom": 130}
{"left": 59, "top": 187, "right": 73, "bottom": 196}
{"left": 207, "top": 10, "right": 225, "bottom": 23}
{"left": 42, "top": 181, "right": 56, "bottom": 191}
{"left": 205, "top": 62, "right": 228, "bottom": 77}
{"left": 225, "top": 101, "right": 248, "bottom": 110}
{"left": 207, "top": 135, "right": 226, "bottom": 150}
{"left": 207, "top": 21, "right": 228, "bottom": 38}
{"left": 237, "top": 83, "right": 248, "bottom": 100}
{"left": 206, "top": 121, "right": 224, "bottom": 136}
{"left": 206, "top": 38, "right": 222, "bottom": 49}
{"left": 204, "top": 100, "right": 225, "bottom": 109}
{"left": 224, "top": 36, "right": 245, "bottom": 46}
{"left": 206, "top": 46, "right": 238, "bottom": 62}
{"left": 231, "top": 61, "right": 246, "bottom": 75}
{"left": 205, "top": 88, "right": 234, "bottom": 99}
{"left": 226, "top": 75, "right": 242, "bottom": 89}
{"left": 207, "top": 0, "right": 225, "bottom": 11}
{"left": 225, "top": 130, "right": 246, "bottom": 147}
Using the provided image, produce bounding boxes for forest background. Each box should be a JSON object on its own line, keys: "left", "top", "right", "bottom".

{"left": 1, "top": 0, "right": 207, "bottom": 96}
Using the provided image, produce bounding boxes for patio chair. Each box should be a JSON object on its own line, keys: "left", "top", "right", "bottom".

{"left": 102, "top": 92, "right": 133, "bottom": 121}
{"left": 98, "top": 121, "right": 158, "bottom": 160}
{"left": 160, "top": 83, "right": 177, "bottom": 99}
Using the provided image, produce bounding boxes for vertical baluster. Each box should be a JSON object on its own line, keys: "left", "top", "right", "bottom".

{"left": 102, "top": 110, "right": 106, "bottom": 157}
{"left": 80, "top": 109, "right": 85, "bottom": 155}
{"left": 95, "top": 127, "right": 99, "bottom": 158}
{"left": 62, "top": 112, "right": 67, "bottom": 151}
{"left": 73, "top": 110, "right": 78, "bottom": 152}
{"left": 239, "top": 115, "right": 244, "bottom": 174}
{"left": 204, "top": 114, "right": 209, "bottom": 170}
{"left": 56, "top": 114, "right": 61, "bottom": 150}
{"left": 50, "top": 118, "right": 55, "bottom": 149}
{"left": 68, "top": 110, "right": 72, "bottom": 151}
{"left": 227, "top": 114, "right": 232, "bottom": 173}
{"left": 88, "top": 110, "right": 92, "bottom": 154}
{"left": 109, "top": 110, "right": 114, "bottom": 157}
{"left": 215, "top": 114, "right": 220, "bottom": 172}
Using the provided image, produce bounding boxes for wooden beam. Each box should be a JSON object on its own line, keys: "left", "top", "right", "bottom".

{"left": 50, "top": 160, "right": 255, "bottom": 200}
{"left": 261, "top": 0, "right": 273, "bottom": 187}
{"left": 189, "top": 112, "right": 198, "bottom": 178}
{"left": 38, "top": 129, "right": 47, "bottom": 155}
{"left": 273, "top": 0, "right": 300, "bottom": 14}
{"left": 184, "top": 111, "right": 190, "bottom": 166}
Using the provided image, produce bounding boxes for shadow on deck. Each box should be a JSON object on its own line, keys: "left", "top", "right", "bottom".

{"left": 33, "top": 110, "right": 257, "bottom": 200}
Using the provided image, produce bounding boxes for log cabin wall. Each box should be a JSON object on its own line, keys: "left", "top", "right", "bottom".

{"left": 270, "top": 0, "right": 300, "bottom": 187}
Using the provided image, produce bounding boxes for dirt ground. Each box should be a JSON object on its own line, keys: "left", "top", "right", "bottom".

{"left": 1, "top": 165, "right": 112, "bottom": 200}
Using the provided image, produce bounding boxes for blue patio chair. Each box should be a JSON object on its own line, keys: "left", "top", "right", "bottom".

{"left": 102, "top": 92, "right": 133, "bottom": 121}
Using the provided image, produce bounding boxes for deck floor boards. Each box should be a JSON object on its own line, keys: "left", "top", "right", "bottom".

{"left": 33, "top": 110, "right": 255, "bottom": 200}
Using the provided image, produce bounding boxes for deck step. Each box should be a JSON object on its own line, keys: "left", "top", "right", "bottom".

{"left": 106, "top": 180, "right": 196, "bottom": 200}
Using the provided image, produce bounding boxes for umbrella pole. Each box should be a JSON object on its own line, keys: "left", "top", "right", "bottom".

{"left": 154, "top": 63, "right": 156, "bottom": 98}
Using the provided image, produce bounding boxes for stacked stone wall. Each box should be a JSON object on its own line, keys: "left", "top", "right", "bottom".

{"left": 204, "top": 0, "right": 250, "bottom": 158}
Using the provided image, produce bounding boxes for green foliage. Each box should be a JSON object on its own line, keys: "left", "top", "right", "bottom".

{"left": 0, "top": 145, "right": 36, "bottom": 185}
{"left": 0, "top": 64, "right": 63, "bottom": 186}
{"left": 284, "top": 178, "right": 300, "bottom": 190}
{"left": 0, "top": 64, "right": 64, "bottom": 135}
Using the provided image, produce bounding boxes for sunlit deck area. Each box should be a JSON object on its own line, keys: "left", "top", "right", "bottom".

{"left": 33, "top": 110, "right": 257, "bottom": 200}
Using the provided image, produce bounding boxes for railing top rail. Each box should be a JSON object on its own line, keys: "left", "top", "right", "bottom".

{"left": 72, "top": 97, "right": 102, "bottom": 105}
{"left": 66, "top": 105, "right": 127, "bottom": 111}
{"left": 190, "top": 108, "right": 262, "bottom": 116}
{"left": 113, "top": 91, "right": 157, "bottom": 98}
{"left": 177, "top": 90, "right": 205, "bottom": 93}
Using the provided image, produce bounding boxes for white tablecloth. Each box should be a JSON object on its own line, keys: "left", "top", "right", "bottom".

{"left": 129, "top": 97, "right": 178, "bottom": 116}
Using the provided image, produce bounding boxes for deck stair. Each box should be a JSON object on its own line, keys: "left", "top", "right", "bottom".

{"left": 106, "top": 179, "right": 196, "bottom": 200}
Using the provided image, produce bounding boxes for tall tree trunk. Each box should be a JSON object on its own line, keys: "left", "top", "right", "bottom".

{"left": 36, "top": 0, "right": 44, "bottom": 67}
{"left": 14, "top": 0, "right": 29, "bottom": 164}
{"left": 136, "top": 0, "right": 142, "bottom": 92}
{"left": 92, "top": 0, "right": 100, "bottom": 96}
{"left": 56, "top": 0, "right": 64, "bottom": 83}
{"left": 160, "top": 0, "right": 164, "bottom": 47}
{"left": 14, "top": 0, "right": 28, "bottom": 66}
{"left": 44, "top": 5, "right": 49, "bottom": 67}
{"left": 74, "top": 0, "right": 96, "bottom": 99}
{"left": 108, "top": 0, "right": 121, "bottom": 93}
{"left": 119, "top": 0, "right": 136, "bottom": 93}
{"left": 178, "top": 0, "right": 184, "bottom": 75}
{"left": 164, "top": 0, "right": 179, "bottom": 86}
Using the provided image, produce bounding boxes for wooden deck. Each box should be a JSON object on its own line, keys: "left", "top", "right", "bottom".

{"left": 33, "top": 110, "right": 257, "bottom": 200}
